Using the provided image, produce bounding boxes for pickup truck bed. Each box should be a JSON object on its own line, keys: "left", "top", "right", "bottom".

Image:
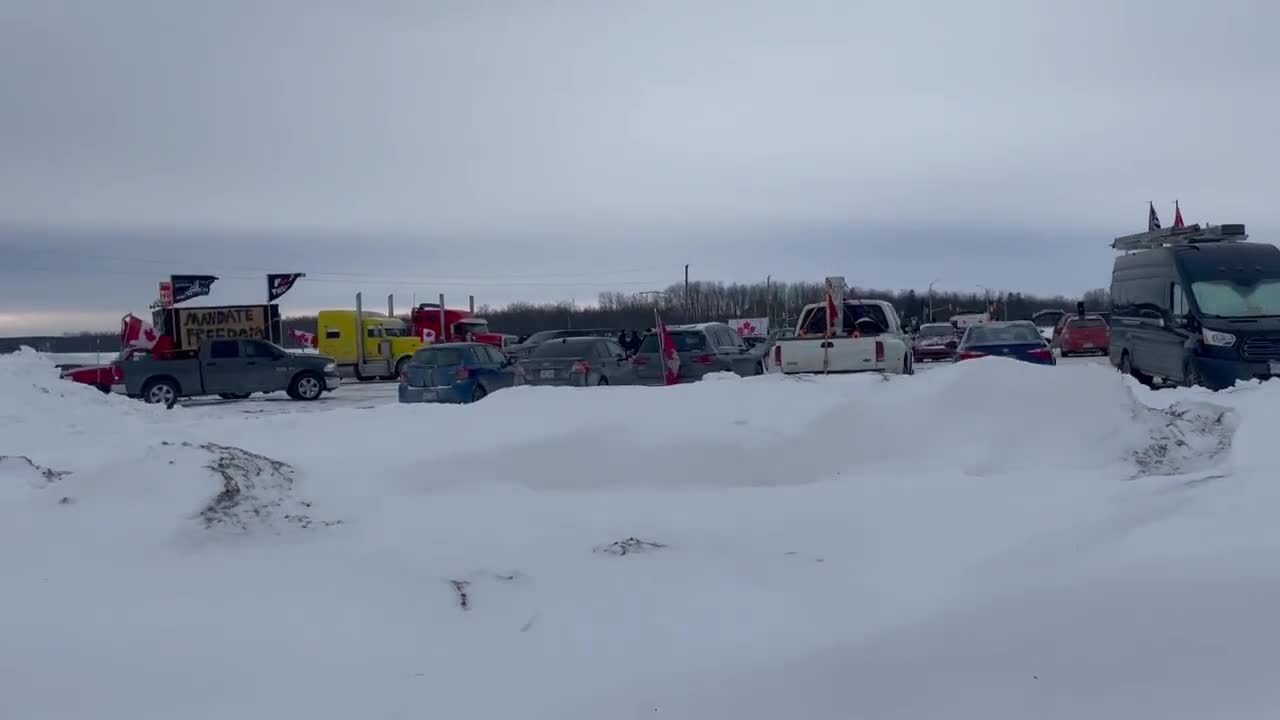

{"left": 775, "top": 299, "right": 913, "bottom": 375}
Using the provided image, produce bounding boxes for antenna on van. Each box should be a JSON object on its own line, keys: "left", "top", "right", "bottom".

{"left": 1111, "top": 223, "right": 1247, "bottom": 252}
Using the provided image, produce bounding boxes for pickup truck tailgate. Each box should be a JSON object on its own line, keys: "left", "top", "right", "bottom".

{"left": 778, "top": 337, "right": 882, "bottom": 374}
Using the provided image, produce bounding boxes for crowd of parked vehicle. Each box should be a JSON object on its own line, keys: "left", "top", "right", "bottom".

{"left": 56, "top": 216, "right": 1280, "bottom": 404}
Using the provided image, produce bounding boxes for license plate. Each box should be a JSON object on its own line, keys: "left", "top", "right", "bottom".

{"left": 1271, "top": 361, "right": 1280, "bottom": 376}
{"left": 540, "top": 369, "right": 556, "bottom": 379}
{"left": 1083, "top": 343, "right": 1095, "bottom": 349}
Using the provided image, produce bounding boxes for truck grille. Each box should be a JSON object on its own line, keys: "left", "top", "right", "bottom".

{"left": 1241, "top": 337, "right": 1280, "bottom": 360}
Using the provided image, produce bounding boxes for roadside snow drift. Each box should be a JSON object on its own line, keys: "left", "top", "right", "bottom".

{"left": 2, "top": 347, "right": 1277, "bottom": 719}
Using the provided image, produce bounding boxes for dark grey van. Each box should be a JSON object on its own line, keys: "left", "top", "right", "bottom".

{"left": 1110, "top": 223, "right": 1280, "bottom": 389}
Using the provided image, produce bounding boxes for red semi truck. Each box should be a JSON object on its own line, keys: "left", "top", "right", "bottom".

{"left": 409, "top": 303, "right": 510, "bottom": 348}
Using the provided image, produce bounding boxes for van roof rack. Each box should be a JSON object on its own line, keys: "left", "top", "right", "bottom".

{"left": 1111, "top": 223, "right": 1247, "bottom": 251}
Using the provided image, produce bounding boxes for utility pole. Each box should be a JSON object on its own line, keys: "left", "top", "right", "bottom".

{"left": 766, "top": 275, "right": 772, "bottom": 329}
{"left": 928, "top": 279, "right": 939, "bottom": 322}
{"left": 684, "top": 264, "right": 690, "bottom": 322}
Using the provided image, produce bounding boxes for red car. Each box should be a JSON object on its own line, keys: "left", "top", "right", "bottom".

{"left": 912, "top": 323, "right": 960, "bottom": 362}
{"left": 1057, "top": 315, "right": 1110, "bottom": 357}
{"left": 60, "top": 347, "right": 151, "bottom": 393}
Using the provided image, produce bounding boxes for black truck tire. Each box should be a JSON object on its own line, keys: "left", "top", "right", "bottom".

{"left": 289, "top": 372, "right": 325, "bottom": 401}
{"left": 142, "top": 378, "right": 179, "bottom": 408}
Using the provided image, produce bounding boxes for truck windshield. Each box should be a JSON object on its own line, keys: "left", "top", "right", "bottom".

{"left": 1192, "top": 279, "right": 1280, "bottom": 318}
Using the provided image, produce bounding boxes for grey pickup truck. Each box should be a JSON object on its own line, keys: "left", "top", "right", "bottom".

{"left": 114, "top": 338, "right": 341, "bottom": 407}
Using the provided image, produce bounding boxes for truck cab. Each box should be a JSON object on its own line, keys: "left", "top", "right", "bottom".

{"left": 409, "top": 304, "right": 508, "bottom": 348}
{"left": 316, "top": 310, "right": 423, "bottom": 380}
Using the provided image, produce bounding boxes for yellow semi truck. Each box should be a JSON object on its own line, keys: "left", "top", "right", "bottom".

{"left": 316, "top": 308, "right": 422, "bottom": 381}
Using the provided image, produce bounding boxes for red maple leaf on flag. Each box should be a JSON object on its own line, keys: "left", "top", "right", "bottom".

{"left": 738, "top": 320, "right": 756, "bottom": 336}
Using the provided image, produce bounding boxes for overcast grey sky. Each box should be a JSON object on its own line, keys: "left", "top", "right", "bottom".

{"left": 2, "top": 0, "right": 1278, "bottom": 334}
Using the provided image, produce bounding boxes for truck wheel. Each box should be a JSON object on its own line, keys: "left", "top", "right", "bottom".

{"left": 471, "top": 385, "right": 488, "bottom": 403}
{"left": 289, "top": 372, "right": 324, "bottom": 401}
{"left": 394, "top": 357, "right": 410, "bottom": 381}
{"left": 142, "top": 379, "right": 178, "bottom": 408}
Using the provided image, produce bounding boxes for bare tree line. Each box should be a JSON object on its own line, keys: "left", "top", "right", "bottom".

{"left": 7, "top": 281, "right": 1109, "bottom": 353}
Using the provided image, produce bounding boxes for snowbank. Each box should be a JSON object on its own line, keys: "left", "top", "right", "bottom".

{"left": 2, "top": 350, "right": 1277, "bottom": 719}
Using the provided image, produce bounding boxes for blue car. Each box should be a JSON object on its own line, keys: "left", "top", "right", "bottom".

{"left": 398, "top": 342, "right": 520, "bottom": 404}
{"left": 954, "top": 321, "right": 1057, "bottom": 365}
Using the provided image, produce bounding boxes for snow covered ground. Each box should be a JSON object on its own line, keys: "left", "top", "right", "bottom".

{"left": 1, "top": 347, "right": 1274, "bottom": 719}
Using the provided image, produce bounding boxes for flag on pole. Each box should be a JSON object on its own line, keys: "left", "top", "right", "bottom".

{"left": 268, "top": 273, "right": 306, "bottom": 301}
{"left": 1148, "top": 202, "right": 1162, "bottom": 231}
{"left": 120, "top": 314, "right": 160, "bottom": 349}
{"left": 289, "top": 328, "right": 318, "bottom": 348}
{"left": 1173, "top": 200, "right": 1185, "bottom": 229}
{"left": 655, "top": 309, "right": 680, "bottom": 386}
{"left": 170, "top": 275, "right": 219, "bottom": 304}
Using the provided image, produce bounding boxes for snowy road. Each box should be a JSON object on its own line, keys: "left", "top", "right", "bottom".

{"left": 1, "top": 348, "right": 1271, "bottom": 719}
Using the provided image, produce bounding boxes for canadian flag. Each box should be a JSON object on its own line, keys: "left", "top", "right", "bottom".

{"left": 120, "top": 314, "right": 160, "bottom": 349}
{"left": 655, "top": 309, "right": 680, "bottom": 386}
{"left": 290, "top": 328, "right": 318, "bottom": 348}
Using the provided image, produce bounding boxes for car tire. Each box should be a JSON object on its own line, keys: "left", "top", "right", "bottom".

{"left": 289, "top": 372, "right": 325, "bottom": 401}
{"left": 394, "top": 357, "right": 409, "bottom": 381}
{"left": 95, "top": 384, "right": 111, "bottom": 394}
{"left": 471, "top": 384, "right": 488, "bottom": 403}
{"left": 142, "top": 378, "right": 178, "bottom": 409}
{"left": 217, "top": 392, "right": 251, "bottom": 400}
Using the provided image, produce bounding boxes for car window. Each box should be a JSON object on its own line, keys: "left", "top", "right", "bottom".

{"left": 325, "top": 328, "right": 340, "bottom": 339}
{"left": 719, "top": 327, "right": 742, "bottom": 348}
{"left": 532, "top": 339, "right": 594, "bottom": 358}
{"left": 602, "top": 340, "right": 625, "bottom": 358}
{"left": 1172, "top": 284, "right": 1189, "bottom": 317}
{"left": 1067, "top": 318, "right": 1106, "bottom": 329}
{"left": 209, "top": 340, "right": 240, "bottom": 359}
{"left": 243, "top": 341, "right": 281, "bottom": 358}
{"left": 964, "top": 324, "right": 1042, "bottom": 345}
{"left": 486, "top": 346, "right": 506, "bottom": 364}
{"left": 410, "top": 347, "right": 465, "bottom": 366}
{"left": 638, "top": 331, "right": 707, "bottom": 353}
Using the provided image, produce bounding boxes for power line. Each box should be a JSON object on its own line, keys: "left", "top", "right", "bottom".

{"left": 11, "top": 245, "right": 675, "bottom": 282}
{"left": 5, "top": 261, "right": 671, "bottom": 289}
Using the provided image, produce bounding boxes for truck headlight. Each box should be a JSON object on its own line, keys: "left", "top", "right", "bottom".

{"left": 323, "top": 362, "right": 337, "bottom": 373}
{"left": 1202, "top": 328, "right": 1236, "bottom": 347}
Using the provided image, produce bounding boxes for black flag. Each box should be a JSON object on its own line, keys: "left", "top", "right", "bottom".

{"left": 170, "top": 275, "right": 219, "bottom": 304}
{"left": 267, "top": 273, "right": 305, "bottom": 301}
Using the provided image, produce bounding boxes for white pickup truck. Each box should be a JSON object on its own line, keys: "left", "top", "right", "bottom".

{"left": 771, "top": 299, "right": 913, "bottom": 375}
